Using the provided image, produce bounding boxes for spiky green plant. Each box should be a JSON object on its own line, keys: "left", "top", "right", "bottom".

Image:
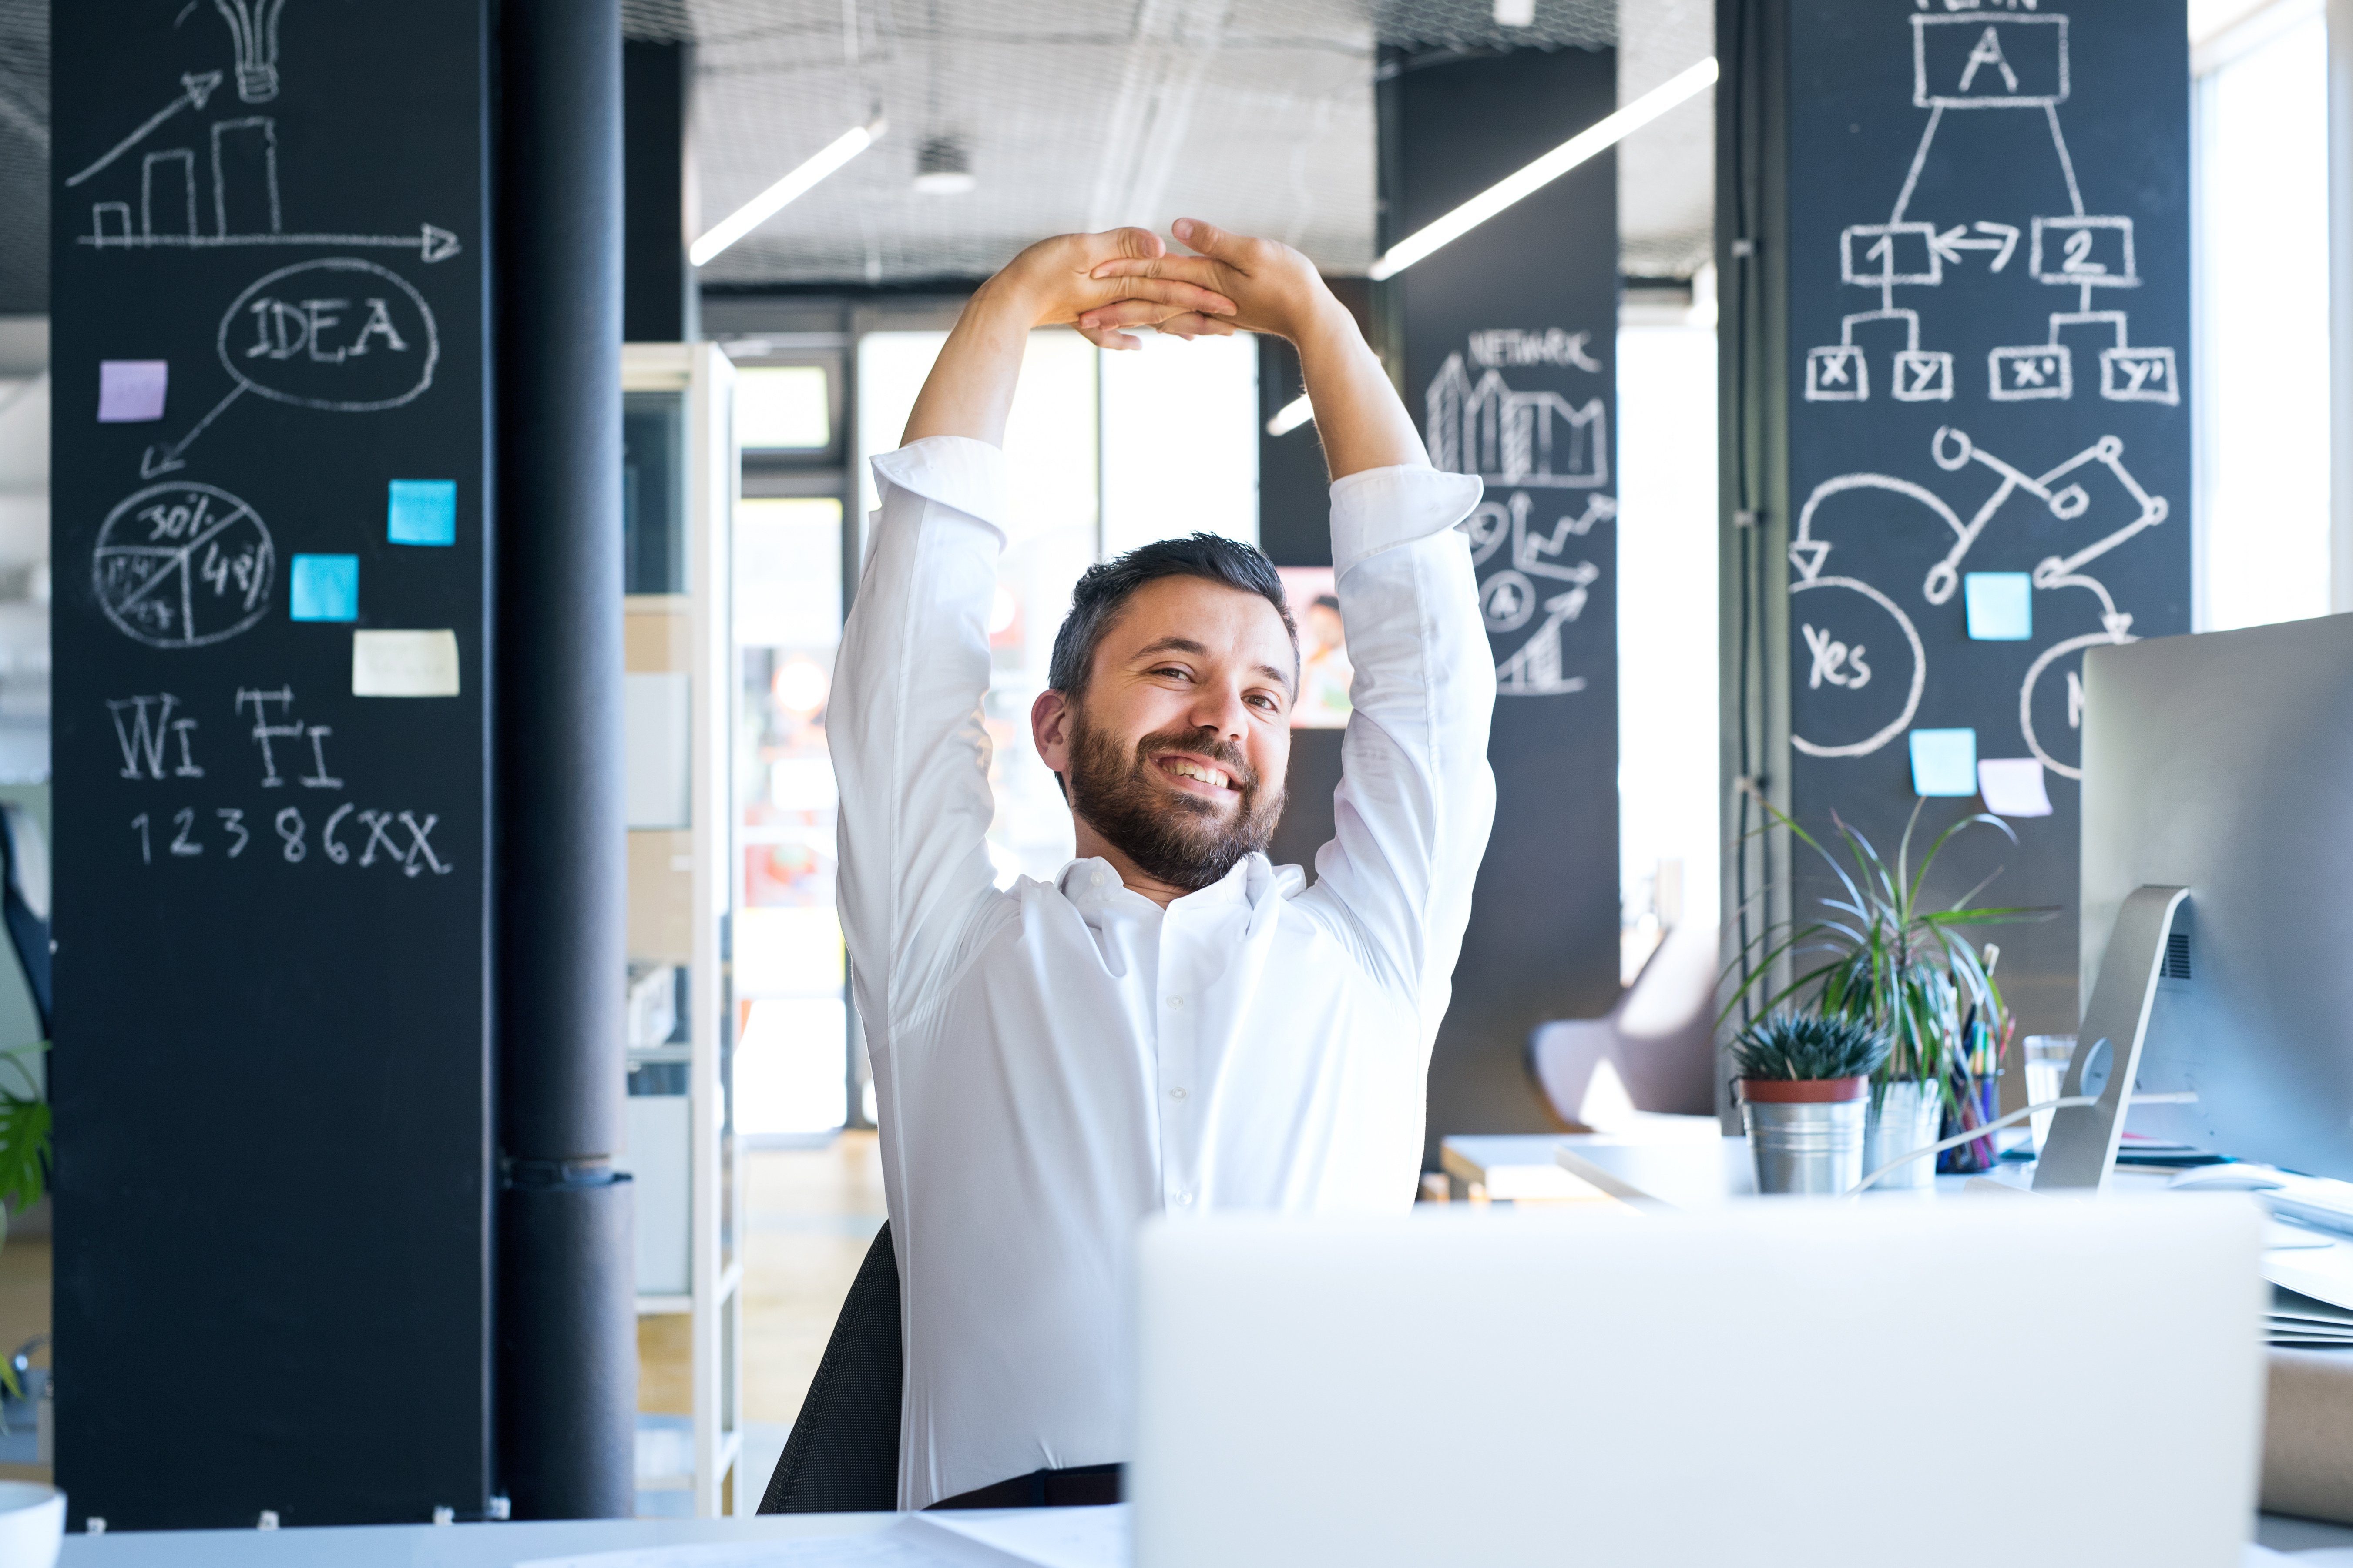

{"left": 1730, "top": 1012, "right": 1891, "bottom": 1082}
{"left": 1722, "top": 787, "right": 2051, "bottom": 1089}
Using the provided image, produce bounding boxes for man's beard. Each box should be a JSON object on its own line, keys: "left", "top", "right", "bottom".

{"left": 1066, "top": 709, "right": 1286, "bottom": 893}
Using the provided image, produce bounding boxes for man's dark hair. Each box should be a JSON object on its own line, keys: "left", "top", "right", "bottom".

{"left": 1047, "top": 533, "right": 1298, "bottom": 696}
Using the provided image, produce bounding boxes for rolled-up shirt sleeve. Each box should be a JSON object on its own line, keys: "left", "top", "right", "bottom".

{"left": 1305, "top": 464, "right": 1498, "bottom": 1045}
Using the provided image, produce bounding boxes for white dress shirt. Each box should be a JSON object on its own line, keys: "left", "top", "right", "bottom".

{"left": 829, "top": 435, "right": 1496, "bottom": 1508}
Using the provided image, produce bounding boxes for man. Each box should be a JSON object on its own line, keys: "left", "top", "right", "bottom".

{"left": 830, "top": 220, "right": 1496, "bottom": 1510}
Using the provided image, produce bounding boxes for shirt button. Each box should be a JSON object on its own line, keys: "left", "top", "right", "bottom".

{"left": 1174, "top": 1190, "right": 1194, "bottom": 1207}
{"left": 1090, "top": 871, "right": 1104, "bottom": 889}
{"left": 1166, "top": 995, "right": 1183, "bottom": 1010}
{"left": 1169, "top": 1087, "right": 1187, "bottom": 1101}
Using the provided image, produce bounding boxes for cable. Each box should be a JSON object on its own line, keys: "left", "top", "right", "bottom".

{"left": 1844, "top": 1096, "right": 2097, "bottom": 1195}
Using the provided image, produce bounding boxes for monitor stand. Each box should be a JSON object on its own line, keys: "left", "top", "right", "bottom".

{"left": 2033, "top": 884, "right": 2189, "bottom": 1193}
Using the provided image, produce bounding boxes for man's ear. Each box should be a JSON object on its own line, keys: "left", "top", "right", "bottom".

{"left": 1031, "top": 688, "right": 1074, "bottom": 784}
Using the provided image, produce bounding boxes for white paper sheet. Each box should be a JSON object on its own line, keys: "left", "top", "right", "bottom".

{"left": 1976, "top": 757, "right": 2052, "bottom": 818}
{"left": 351, "top": 628, "right": 461, "bottom": 697}
{"left": 517, "top": 1507, "right": 1129, "bottom": 1568}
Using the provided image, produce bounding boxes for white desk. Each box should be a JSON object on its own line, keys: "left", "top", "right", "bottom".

{"left": 57, "top": 1512, "right": 897, "bottom": 1567}
{"left": 44, "top": 1492, "right": 2353, "bottom": 1562}
{"left": 1440, "top": 1131, "right": 2021, "bottom": 1210}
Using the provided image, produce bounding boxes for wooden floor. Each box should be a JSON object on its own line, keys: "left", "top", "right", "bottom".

{"left": 639, "top": 1132, "right": 887, "bottom": 1424}
{"left": 0, "top": 1135, "right": 889, "bottom": 1497}
{"left": 0, "top": 1229, "right": 46, "bottom": 1484}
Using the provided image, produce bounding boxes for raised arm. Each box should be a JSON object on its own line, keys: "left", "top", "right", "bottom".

{"left": 833, "top": 234, "right": 1235, "bottom": 1032}
{"left": 1088, "top": 222, "right": 1496, "bottom": 1031}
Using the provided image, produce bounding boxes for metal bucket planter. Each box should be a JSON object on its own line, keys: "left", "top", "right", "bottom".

{"left": 1738, "top": 1075, "right": 1867, "bottom": 1195}
{"left": 1862, "top": 1079, "right": 1943, "bottom": 1191}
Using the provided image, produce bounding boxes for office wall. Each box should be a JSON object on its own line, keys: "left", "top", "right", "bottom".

{"left": 1722, "top": 0, "right": 2193, "bottom": 1067}
{"left": 50, "top": 0, "right": 496, "bottom": 1526}
{"left": 1384, "top": 45, "right": 1624, "bottom": 1154}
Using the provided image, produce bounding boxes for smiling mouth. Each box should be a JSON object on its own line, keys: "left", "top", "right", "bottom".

{"left": 1157, "top": 756, "right": 1237, "bottom": 792}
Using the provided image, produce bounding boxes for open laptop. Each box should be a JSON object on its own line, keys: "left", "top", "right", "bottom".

{"left": 1130, "top": 1198, "right": 2266, "bottom": 1568}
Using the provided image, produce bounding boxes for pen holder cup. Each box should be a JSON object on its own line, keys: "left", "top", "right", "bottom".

{"left": 1739, "top": 1077, "right": 1867, "bottom": 1195}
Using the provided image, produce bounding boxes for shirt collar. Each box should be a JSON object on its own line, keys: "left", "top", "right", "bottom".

{"left": 1057, "top": 853, "right": 1273, "bottom": 913}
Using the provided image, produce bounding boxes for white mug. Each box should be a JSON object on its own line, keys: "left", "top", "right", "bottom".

{"left": 0, "top": 1481, "right": 63, "bottom": 1568}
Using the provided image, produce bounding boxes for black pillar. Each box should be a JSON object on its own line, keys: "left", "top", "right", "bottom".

{"left": 494, "top": 0, "right": 634, "bottom": 1519}
{"left": 624, "top": 39, "right": 697, "bottom": 344}
{"left": 1381, "top": 45, "right": 1625, "bottom": 1157}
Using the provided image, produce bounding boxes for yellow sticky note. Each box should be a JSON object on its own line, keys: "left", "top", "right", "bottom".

{"left": 352, "top": 629, "right": 461, "bottom": 697}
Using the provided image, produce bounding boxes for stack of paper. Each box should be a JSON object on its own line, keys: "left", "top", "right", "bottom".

{"left": 2271, "top": 1285, "right": 2353, "bottom": 1349}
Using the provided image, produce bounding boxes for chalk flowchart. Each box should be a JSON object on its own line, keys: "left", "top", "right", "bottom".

{"left": 1789, "top": 424, "right": 2166, "bottom": 778}
{"left": 1804, "top": 11, "right": 2178, "bottom": 406}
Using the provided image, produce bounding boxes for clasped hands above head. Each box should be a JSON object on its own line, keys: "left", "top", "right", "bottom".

{"left": 981, "top": 218, "right": 1352, "bottom": 352}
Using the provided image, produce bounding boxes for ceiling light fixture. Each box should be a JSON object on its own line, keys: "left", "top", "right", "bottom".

{"left": 690, "top": 116, "right": 887, "bottom": 268}
{"left": 914, "top": 136, "right": 976, "bottom": 195}
{"left": 1366, "top": 57, "right": 1718, "bottom": 281}
{"left": 1265, "top": 395, "right": 1315, "bottom": 437}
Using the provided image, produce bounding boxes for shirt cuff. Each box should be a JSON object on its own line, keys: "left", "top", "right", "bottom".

{"left": 1328, "top": 465, "right": 1485, "bottom": 578}
{"left": 870, "top": 436, "right": 1011, "bottom": 539}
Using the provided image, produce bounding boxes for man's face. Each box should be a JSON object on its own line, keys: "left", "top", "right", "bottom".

{"left": 1034, "top": 576, "right": 1295, "bottom": 891}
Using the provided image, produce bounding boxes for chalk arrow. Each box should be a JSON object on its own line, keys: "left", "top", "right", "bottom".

{"left": 420, "top": 224, "right": 461, "bottom": 264}
{"left": 136, "top": 384, "right": 245, "bottom": 479}
{"left": 1927, "top": 222, "right": 2021, "bottom": 272}
{"left": 65, "top": 71, "right": 227, "bottom": 188}
{"left": 1789, "top": 540, "right": 1829, "bottom": 582}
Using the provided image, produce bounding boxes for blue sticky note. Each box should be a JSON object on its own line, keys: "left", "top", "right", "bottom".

{"left": 1909, "top": 728, "right": 1979, "bottom": 797}
{"left": 289, "top": 554, "right": 359, "bottom": 622}
{"left": 97, "top": 360, "right": 168, "bottom": 422}
{"left": 1963, "top": 573, "right": 2032, "bottom": 641}
{"left": 387, "top": 479, "right": 457, "bottom": 546}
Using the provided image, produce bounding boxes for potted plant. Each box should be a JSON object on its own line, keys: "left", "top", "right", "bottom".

{"left": 1731, "top": 1012, "right": 1891, "bottom": 1194}
{"left": 1724, "top": 790, "right": 2048, "bottom": 1189}
{"left": 0, "top": 1040, "right": 48, "bottom": 1407}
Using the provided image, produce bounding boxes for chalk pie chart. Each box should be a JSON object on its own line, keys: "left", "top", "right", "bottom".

{"left": 93, "top": 480, "right": 276, "bottom": 648}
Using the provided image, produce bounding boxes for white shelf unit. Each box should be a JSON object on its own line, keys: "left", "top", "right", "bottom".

{"left": 621, "top": 342, "right": 746, "bottom": 1517}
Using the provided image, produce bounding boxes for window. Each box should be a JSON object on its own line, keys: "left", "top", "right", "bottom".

{"left": 1616, "top": 318, "right": 1720, "bottom": 979}
{"left": 2194, "top": 0, "right": 2332, "bottom": 630}
{"left": 735, "top": 365, "right": 833, "bottom": 452}
{"left": 734, "top": 495, "right": 848, "bottom": 1137}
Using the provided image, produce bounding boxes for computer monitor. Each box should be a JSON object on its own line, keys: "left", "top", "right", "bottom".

{"left": 2079, "top": 612, "right": 2353, "bottom": 1180}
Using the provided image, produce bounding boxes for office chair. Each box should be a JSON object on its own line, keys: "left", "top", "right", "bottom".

{"left": 758, "top": 1220, "right": 903, "bottom": 1512}
{"left": 1530, "top": 919, "right": 1718, "bottom": 1127}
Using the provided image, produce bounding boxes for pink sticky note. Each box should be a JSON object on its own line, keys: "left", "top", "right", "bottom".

{"left": 97, "top": 360, "right": 168, "bottom": 423}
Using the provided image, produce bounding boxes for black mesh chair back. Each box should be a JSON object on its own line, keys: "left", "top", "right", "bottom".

{"left": 758, "top": 1219, "right": 903, "bottom": 1512}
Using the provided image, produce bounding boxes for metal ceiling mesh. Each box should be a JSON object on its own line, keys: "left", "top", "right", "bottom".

{"left": 0, "top": 0, "right": 1708, "bottom": 308}
{"left": 667, "top": 0, "right": 1708, "bottom": 290}
{"left": 0, "top": 0, "right": 46, "bottom": 315}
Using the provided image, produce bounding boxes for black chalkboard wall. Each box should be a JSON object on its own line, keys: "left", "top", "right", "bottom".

{"left": 51, "top": 1, "right": 493, "bottom": 1527}
{"left": 1776, "top": 0, "right": 2190, "bottom": 1042}
{"left": 1386, "top": 45, "right": 1622, "bottom": 1154}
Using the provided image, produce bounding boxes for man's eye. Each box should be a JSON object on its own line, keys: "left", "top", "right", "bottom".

{"left": 1153, "top": 666, "right": 1191, "bottom": 681}
{"left": 1248, "top": 694, "right": 1278, "bottom": 710}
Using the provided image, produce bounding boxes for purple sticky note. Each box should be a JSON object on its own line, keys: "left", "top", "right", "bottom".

{"left": 98, "top": 361, "right": 168, "bottom": 423}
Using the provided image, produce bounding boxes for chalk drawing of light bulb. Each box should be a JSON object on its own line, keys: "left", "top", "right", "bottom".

{"left": 214, "top": 0, "right": 287, "bottom": 105}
